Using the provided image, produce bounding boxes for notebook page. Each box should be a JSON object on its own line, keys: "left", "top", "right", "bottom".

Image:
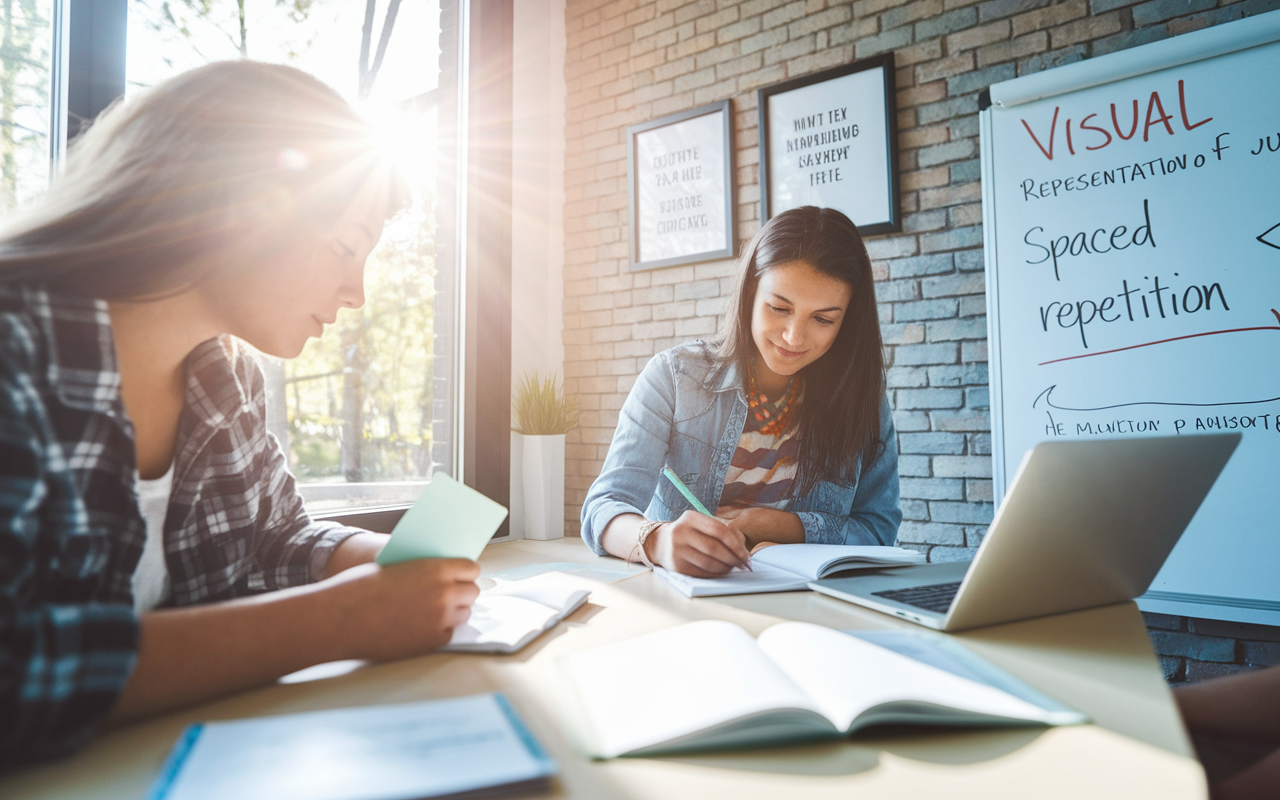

{"left": 560, "top": 620, "right": 826, "bottom": 758}
{"left": 653, "top": 563, "right": 809, "bottom": 596}
{"left": 757, "top": 622, "right": 1076, "bottom": 732}
{"left": 752, "top": 544, "right": 924, "bottom": 579}
{"left": 153, "top": 695, "right": 553, "bottom": 800}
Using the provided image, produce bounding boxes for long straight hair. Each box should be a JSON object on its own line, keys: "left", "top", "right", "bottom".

{"left": 0, "top": 60, "right": 407, "bottom": 299}
{"left": 712, "top": 206, "right": 886, "bottom": 496}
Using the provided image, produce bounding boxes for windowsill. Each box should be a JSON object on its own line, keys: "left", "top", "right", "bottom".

{"left": 312, "top": 503, "right": 414, "bottom": 534}
{"left": 298, "top": 481, "right": 429, "bottom": 515}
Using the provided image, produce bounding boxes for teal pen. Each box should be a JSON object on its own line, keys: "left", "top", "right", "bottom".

{"left": 660, "top": 468, "right": 752, "bottom": 571}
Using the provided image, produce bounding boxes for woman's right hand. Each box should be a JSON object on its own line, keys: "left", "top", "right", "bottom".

{"left": 324, "top": 558, "right": 481, "bottom": 662}
{"left": 646, "top": 510, "right": 752, "bottom": 577}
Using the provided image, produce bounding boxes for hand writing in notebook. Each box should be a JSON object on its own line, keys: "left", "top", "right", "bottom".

{"left": 647, "top": 510, "right": 752, "bottom": 578}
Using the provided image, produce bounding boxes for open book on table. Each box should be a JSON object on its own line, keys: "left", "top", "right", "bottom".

{"left": 560, "top": 620, "right": 1086, "bottom": 758}
{"left": 443, "top": 571, "right": 592, "bottom": 654}
{"left": 655, "top": 543, "right": 924, "bottom": 597}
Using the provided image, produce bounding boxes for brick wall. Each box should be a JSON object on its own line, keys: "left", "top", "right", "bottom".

{"left": 1147, "top": 613, "right": 1280, "bottom": 683}
{"left": 560, "top": 0, "right": 1280, "bottom": 675}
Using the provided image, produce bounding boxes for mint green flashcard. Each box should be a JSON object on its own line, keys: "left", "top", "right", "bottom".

{"left": 376, "top": 474, "right": 509, "bottom": 565}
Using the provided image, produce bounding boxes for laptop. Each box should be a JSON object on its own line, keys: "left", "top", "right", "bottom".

{"left": 809, "top": 434, "right": 1240, "bottom": 631}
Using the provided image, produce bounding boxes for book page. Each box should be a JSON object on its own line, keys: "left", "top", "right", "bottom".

{"left": 757, "top": 622, "right": 1070, "bottom": 732}
{"left": 752, "top": 544, "right": 924, "bottom": 579}
{"left": 844, "top": 630, "right": 1083, "bottom": 716}
{"left": 560, "top": 620, "right": 829, "bottom": 758}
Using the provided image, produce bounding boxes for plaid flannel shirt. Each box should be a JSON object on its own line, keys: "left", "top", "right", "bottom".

{"left": 0, "top": 285, "right": 363, "bottom": 766}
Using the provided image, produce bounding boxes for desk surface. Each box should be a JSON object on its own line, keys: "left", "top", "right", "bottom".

{"left": 1, "top": 537, "right": 1205, "bottom": 800}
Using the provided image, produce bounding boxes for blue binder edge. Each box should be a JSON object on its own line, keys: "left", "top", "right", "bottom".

{"left": 493, "top": 693, "right": 557, "bottom": 774}
{"left": 146, "top": 723, "right": 205, "bottom": 800}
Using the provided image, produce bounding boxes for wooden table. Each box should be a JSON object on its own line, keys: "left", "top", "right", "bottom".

{"left": 0, "top": 537, "right": 1206, "bottom": 799}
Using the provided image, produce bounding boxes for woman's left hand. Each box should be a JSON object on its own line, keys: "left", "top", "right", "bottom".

{"left": 717, "top": 506, "right": 805, "bottom": 549}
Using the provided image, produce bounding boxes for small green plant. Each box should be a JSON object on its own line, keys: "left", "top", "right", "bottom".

{"left": 512, "top": 371, "right": 579, "bottom": 435}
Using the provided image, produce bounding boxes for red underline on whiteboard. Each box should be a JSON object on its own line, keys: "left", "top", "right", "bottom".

{"left": 1038, "top": 322, "right": 1280, "bottom": 366}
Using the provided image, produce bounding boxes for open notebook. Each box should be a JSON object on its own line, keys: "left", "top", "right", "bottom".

{"left": 444, "top": 572, "right": 593, "bottom": 654}
{"left": 560, "top": 620, "right": 1085, "bottom": 758}
{"left": 655, "top": 544, "right": 924, "bottom": 597}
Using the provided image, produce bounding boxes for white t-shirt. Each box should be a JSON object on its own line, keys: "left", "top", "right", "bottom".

{"left": 132, "top": 465, "right": 174, "bottom": 614}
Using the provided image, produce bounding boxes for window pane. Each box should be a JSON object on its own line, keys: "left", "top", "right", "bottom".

{"left": 126, "top": 0, "right": 455, "bottom": 512}
{"left": 0, "top": 0, "right": 53, "bottom": 213}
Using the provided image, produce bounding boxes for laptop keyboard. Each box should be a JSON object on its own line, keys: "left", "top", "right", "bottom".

{"left": 872, "top": 582, "right": 962, "bottom": 613}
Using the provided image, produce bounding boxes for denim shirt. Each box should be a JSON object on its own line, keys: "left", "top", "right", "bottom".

{"left": 580, "top": 341, "right": 902, "bottom": 554}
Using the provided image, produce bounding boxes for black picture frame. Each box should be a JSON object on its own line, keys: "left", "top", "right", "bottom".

{"left": 758, "top": 53, "right": 900, "bottom": 235}
{"left": 627, "top": 100, "right": 736, "bottom": 271}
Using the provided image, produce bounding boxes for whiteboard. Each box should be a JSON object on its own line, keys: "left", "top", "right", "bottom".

{"left": 980, "top": 11, "right": 1280, "bottom": 624}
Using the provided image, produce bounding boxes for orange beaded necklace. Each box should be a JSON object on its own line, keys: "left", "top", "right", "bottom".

{"left": 745, "top": 365, "right": 801, "bottom": 437}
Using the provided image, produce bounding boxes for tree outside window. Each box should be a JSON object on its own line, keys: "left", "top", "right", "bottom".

{"left": 128, "top": 0, "right": 449, "bottom": 511}
{"left": 0, "top": 0, "right": 52, "bottom": 213}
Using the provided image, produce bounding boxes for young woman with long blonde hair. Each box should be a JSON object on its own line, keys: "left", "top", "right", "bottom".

{"left": 0, "top": 61, "right": 478, "bottom": 764}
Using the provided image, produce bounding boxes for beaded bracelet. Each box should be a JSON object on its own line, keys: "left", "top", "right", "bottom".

{"left": 629, "top": 519, "right": 663, "bottom": 568}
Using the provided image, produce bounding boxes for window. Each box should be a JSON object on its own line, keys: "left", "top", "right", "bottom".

{"left": 126, "top": 0, "right": 460, "bottom": 513}
{"left": 0, "top": 0, "right": 54, "bottom": 213}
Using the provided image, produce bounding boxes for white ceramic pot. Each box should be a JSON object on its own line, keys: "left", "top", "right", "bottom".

{"left": 520, "top": 433, "right": 566, "bottom": 540}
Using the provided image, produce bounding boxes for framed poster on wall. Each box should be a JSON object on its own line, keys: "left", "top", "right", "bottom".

{"left": 759, "top": 54, "right": 900, "bottom": 234}
{"left": 627, "top": 100, "right": 735, "bottom": 271}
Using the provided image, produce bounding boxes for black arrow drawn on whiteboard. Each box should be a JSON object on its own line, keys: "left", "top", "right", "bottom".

{"left": 1260, "top": 222, "right": 1280, "bottom": 251}
{"left": 1033, "top": 384, "right": 1280, "bottom": 412}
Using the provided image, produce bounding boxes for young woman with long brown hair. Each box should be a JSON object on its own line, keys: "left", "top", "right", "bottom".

{"left": 581, "top": 206, "right": 901, "bottom": 576}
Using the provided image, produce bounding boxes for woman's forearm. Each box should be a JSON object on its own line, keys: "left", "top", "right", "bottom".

{"left": 322, "top": 531, "right": 390, "bottom": 578}
{"left": 726, "top": 507, "right": 805, "bottom": 549}
{"left": 110, "top": 555, "right": 480, "bottom": 723}
{"left": 114, "top": 531, "right": 391, "bottom": 719}
{"left": 599, "top": 513, "right": 649, "bottom": 562}
{"left": 111, "top": 579, "right": 351, "bottom": 722}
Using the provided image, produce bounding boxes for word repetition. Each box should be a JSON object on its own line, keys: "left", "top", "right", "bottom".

{"left": 1038, "top": 273, "right": 1229, "bottom": 348}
